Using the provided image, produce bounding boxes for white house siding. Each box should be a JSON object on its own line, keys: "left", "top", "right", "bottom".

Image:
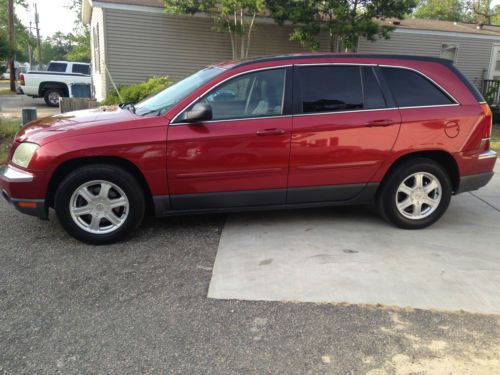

{"left": 101, "top": 7, "right": 330, "bottom": 97}
{"left": 90, "top": 7, "right": 108, "bottom": 101}
{"left": 358, "top": 29, "right": 498, "bottom": 89}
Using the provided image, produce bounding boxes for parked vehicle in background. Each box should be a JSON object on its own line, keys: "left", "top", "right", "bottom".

{"left": 19, "top": 61, "right": 91, "bottom": 107}
{"left": 0, "top": 54, "right": 496, "bottom": 244}
{"left": 46, "top": 61, "right": 90, "bottom": 75}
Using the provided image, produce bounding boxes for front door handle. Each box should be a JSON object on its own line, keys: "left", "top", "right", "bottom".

{"left": 256, "top": 128, "right": 286, "bottom": 136}
{"left": 364, "top": 119, "right": 394, "bottom": 127}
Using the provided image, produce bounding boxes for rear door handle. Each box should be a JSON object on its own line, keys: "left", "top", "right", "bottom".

{"left": 364, "top": 119, "right": 394, "bottom": 127}
{"left": 256, "top": 128, "right": 286, "bottom": 136}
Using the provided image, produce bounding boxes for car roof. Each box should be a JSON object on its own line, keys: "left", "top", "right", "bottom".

{"left": 228, "top": 53, "right": 454, "bottom": 69}
{"left": 49, "top": 60, "right": 90, "bottom": 65}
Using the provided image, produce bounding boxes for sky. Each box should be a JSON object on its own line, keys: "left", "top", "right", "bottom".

{"left": 16, "top": 0, "right": 78, "bottom": 38}
{"left": 13, "top": 0, "right": 500, "bottom": 40}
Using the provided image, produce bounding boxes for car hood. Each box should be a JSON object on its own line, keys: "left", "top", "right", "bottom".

{"left": 16, "top": 106, "right": 144, "bottom": 145}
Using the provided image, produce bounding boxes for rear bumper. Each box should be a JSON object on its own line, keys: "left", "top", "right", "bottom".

{"left": 0, "top": 165, "right": 48, "bottom": 219}
{"left": 456, "top": 171, "right": 494, "bottom": 194}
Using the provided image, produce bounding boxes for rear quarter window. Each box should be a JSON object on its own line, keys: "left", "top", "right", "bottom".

{"left": 48, "top": 63, "right": 67, "bottom": 72}
{"left": 381, "top": 67, "right": 455, "bottom": 107}
{"left": 72, "top": 64, "right": 90, "bottom": 75}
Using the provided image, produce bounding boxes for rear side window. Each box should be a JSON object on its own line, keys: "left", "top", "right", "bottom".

{"left": 72, "top": 64, "right": 90, "bottom": 75}
{"left": 48, "top": 63, "right": 67, "bottom": 72}
{"left": 381, "top": 67, "right": 454, "bottom": 107}
{"left": 298, "top": 66, "right": 364, "bottom": 113}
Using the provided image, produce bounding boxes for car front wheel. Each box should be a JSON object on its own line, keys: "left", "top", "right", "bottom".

{"left": 54, "top": 164, "right": 145, "bottom": 244}
{"left": 377, "top": 158, "right": 452, "bottom": 229}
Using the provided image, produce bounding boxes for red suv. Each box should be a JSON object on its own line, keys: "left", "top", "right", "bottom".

{"left": 1, "top": 54, "right": 496, "bottom": 244}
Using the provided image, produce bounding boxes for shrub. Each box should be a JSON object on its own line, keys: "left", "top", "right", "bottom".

{"left": 102, "top": 76, "right": 173, "bottom": 105}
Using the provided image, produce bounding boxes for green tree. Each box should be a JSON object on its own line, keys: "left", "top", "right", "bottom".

{"left": 267, "top": 0, "right": 417, "bottom": 52}
{"left": 0, "top": 31, "right": 10, "bottom": 61}
{"left": 66, "top": 31, "right": 90, "bottom": 62}
{"left": 65, "top": 0, "right": 91, "bottom": 61}
{"left": 471, "top": 0, "right": 495, "bottom": 24}
{"left": 163, "top": 0, "right": 266, "bottom": 59}
{"left": 0, "top": 0, "right": 34, "bottom": 63}
{"left": 414, "top": 0, "right": 465, "bottom": 21}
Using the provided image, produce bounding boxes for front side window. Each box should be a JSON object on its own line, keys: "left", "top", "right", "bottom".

{"left": 298, "top": 66, "right": 364, "bottom": 114}
{"left": 182, "top": 68, "right": 286, "bottom": 121}
{"left": 381, "top": 67, "right": 455, "bottom": 107}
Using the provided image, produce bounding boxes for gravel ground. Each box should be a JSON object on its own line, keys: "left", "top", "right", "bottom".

{"left": 0, "top": 199, "right": 499, "bottom": 374}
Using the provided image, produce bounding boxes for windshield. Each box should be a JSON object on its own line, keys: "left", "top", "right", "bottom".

{"left": 134, "top": 66, "right": 225, "bottom": 116}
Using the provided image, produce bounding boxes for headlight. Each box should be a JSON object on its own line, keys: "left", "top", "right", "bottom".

{"left": 12, "top": 142, "right": 40, "bottom": 168}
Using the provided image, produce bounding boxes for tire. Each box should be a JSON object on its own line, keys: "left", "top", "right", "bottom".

{"left": 54, "top": 164, "right": 145, "bottom": 244}
{"left": 43, "top": 88, "right": 64, "bottom": 107}
{"left": 377, "top": 158, "right": 452, "bottom": 229}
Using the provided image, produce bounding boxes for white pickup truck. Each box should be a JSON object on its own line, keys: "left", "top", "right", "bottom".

{"left": 20, "top": 61, "right": 91, "bottom": 107}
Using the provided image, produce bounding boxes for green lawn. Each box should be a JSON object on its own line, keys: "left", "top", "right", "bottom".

{"left": 0, "top": 120, "right": 20, "bottom": 164}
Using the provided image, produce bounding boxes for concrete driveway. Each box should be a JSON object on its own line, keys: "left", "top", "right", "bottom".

{"left": 0, "top": 92, "right": 59, "bottom": 120}
{"left": 209, "top": 163, "right": 500, "bottom": 315}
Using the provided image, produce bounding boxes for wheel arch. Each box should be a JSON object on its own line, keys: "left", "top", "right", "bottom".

{"left": 380, "top": 150, "right": 460, "bottom": 193}
{"left": 46, "top": 156, "right": 154, "bottom": 214}
{"left": 39, "top": 81, "right": 69, "bottom": 97}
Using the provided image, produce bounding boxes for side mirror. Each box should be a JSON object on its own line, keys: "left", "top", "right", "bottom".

{"left": 183, "top": 103, "right": 213, "bottom": 123}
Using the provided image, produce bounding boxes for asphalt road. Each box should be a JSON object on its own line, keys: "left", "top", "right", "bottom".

{"left": 1, "top": 200, "right": 499, "bottom": 374}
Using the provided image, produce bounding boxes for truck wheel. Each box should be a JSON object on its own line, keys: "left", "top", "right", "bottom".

{"left": 44, "top": 89, "right": 63, "bottom": 107}
{"left": 377, "top": 158, "right": 452, "bottom": 229}
{"left": 54, "top": 164, "right": 145, "bottom": 244}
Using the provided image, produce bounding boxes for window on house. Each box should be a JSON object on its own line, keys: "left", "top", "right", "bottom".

{"left": 298, "top": 66, "right": 364, "bottom": 113}
{"left": 440, "top": 43, "right": 458, "bottom": 62}
{"left": 381, "top": 67, "right": 455, "bottom": 107}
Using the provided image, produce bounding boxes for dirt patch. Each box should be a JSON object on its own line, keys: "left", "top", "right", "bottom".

{"left": 366, "top": 310, "right": 500, "bottom": 375}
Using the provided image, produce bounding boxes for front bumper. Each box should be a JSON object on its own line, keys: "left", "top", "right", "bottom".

{"left": 0, "top": 165, "right": 48, "bottom": 219}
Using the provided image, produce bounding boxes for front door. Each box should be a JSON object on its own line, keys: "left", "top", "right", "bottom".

{"left": 288, "top": 65, "right": 401, "bottom": 203}
{"left": 167, "top": 67, "right": 292, "bottom": 210}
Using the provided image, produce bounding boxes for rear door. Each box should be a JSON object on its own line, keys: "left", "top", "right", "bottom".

{"left": 288, "top": 65, "right": 401, "bottom": 203}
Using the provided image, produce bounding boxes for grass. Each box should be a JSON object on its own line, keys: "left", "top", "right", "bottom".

{"left": 0, "top": 88, "right": 14, "bottom": 95}
{"left": 0, "top": 120, "right": 20, "bottom": 164}
{"left": 491, "top": 125, "right": 500, "bottom": 154}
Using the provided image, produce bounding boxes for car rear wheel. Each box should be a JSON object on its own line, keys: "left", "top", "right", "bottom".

{"left": 43, "top": 89, "right": 63, "bottom": 107}
{"left": 377, "top": 158, "right": 452, "bottom": 229}
{"left": 54, "top": 164, "right": 145, "bottom": 244}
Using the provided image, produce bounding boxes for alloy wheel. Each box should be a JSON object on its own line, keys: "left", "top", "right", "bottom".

{"left": 395, "top": 172, "right": 442, "bottom": 220}
{"left": 69, "top": 180, "right": 129, "bottom": 234}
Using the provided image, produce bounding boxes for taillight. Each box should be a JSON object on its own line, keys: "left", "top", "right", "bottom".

{"left": 19, "top": 73, "right": 25, "bottom": 86}
{"left": 480, "top": 103, "right": 492, "bottom": 139}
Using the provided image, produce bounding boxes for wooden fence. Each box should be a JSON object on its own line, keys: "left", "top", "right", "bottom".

{"left": 60, "top": 98, "right": 100, "bottom": 113}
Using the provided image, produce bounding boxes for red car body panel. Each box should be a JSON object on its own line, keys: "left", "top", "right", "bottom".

{"left": 0, "top": 54, "right": 496, "bottom": 219}
{"left": 289, "top": 109, "right": 401, "bottom": 189}
{"left": 167, "top": 117, "right": 292, "bottom": 196}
